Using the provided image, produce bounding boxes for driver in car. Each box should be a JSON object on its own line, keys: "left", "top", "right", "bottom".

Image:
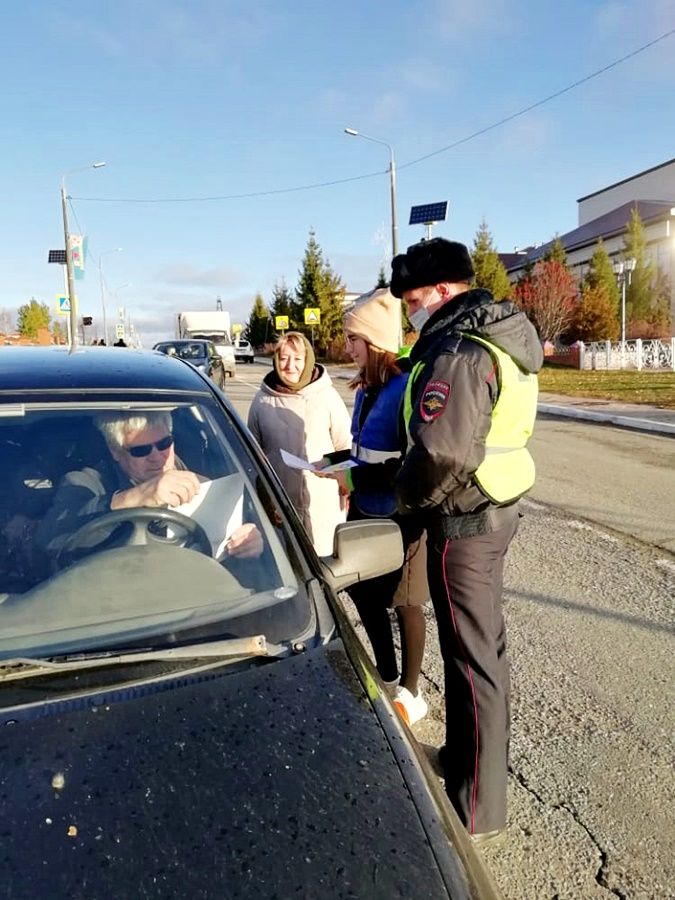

{"left": 37, "top": 411, "right": 263, "bottom": 562}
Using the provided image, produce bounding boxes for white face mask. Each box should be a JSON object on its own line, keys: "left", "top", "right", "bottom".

{"left": 408, "top": 307, "right": 430, "bottom": 332}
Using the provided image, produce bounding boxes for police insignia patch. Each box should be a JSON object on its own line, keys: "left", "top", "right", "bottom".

{"left": 420, "top": 381, "right": 450, "bottom": 421}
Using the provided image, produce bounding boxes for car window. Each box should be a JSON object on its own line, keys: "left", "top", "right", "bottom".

{"left": 0, "top": 399, "right": 311, "bottom": 660}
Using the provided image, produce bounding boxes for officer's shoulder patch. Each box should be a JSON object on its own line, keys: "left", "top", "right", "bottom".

{"left": 420, "top": 380, "right": 450, "bottom": 422}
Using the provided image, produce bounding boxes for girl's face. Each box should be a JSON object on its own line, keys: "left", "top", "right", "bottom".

{"left": 278, "top": 344, "right": 306, "bottom": 383}
{"left": 345, "top": 332, "right": 368, "bottom": 369}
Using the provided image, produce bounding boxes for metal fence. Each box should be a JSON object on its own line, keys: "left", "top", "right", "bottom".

{"left": 578, "top": 338, "right": 675, "bottom": 371}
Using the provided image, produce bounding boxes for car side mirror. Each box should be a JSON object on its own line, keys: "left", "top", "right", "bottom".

{"left": 319, "top": 520, "right": 403, "bottom": 593}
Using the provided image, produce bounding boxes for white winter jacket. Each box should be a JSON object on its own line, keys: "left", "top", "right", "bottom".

{"left": 248, "top": 365, "right": 352, "bottom": 556}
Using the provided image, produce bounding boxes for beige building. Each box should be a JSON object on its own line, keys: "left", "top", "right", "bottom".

{"left": 503, "top": 158, "right": 675, "bottom": 330}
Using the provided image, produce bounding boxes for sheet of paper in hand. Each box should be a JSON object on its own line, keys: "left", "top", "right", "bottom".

{"left": 280, "top": 448, "right": 357, "bottom": 473}
{"left": 170, "top": 474, "right": 244, "bottom": 559}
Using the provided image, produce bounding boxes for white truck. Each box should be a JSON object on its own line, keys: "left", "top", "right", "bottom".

{"left": 175, "top": 311, "right": 236, "bottom": 377}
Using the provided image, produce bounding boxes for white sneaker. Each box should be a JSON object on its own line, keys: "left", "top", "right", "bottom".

{"left": 394, "top": 686, "right": 428, "bottom": 726}
{"left": 381, "top": 677, "right": 399, "bottom": 698}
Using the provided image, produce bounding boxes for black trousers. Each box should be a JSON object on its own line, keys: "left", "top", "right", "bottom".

{"left": 426, "top": 513, "right": 518, "bottom": 835}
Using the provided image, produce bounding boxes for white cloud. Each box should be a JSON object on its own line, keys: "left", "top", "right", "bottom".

{"left": 425, "top": 0, "right": 513, "bottom": 41}
{"left": 156, "top": 264, "right": 244, "bottom": 288}
{"left": 58, "top": 0, "right": 277, "bottom": 66}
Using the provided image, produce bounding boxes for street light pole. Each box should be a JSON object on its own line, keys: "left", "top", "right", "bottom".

{"left": 344, "top": 127, "right": 398, "bottom": 257}
{"left": 345, "top": 127, "right": 402, "bottom": 345}
{"left": 98, "top": 248, "right": 123, "bottom": 345}
{"left": 61, "top": 162, "right": 106, "bottom": 352}
{"left": 613, "top": 257, "right": 636, "bottom": 365}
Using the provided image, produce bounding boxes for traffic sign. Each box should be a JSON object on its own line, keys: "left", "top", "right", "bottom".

{"left": 232, "top": 323, "right": 243, "bottom": 334}
{"left": 56, "top": 295, "right": 71, "bottom": 314}
{"left": 304, "top": 308, "right": 321, "bottom": 325}
{"left": 275, "top": 315, "right": 289, "bottom": 330}
{"left": 115, "top": 324, "right": 125, "bottom": 339}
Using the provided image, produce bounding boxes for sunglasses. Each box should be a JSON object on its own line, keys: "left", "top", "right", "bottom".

{"left": 123, "top": 434, "right": 174, "bottom": 458}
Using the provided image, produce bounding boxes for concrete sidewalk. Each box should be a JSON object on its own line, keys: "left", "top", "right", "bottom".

{"left": 538, "top": 392, "right": 675, "bottom": 437}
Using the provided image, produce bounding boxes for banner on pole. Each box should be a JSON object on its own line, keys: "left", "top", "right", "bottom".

{"left": 68, "top": 235, "right": 87, "bottom": 279}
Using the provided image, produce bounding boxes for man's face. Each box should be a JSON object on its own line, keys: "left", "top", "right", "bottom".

{"left": 110, "top": 423, "right": 176, "bottom": 483}
{"left": 403, "top": 285, "right": 442, "bottom": 318}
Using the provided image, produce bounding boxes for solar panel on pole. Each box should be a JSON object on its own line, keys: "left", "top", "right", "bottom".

{"left": 409, "top": 201, "right": 448, "bottom": 239}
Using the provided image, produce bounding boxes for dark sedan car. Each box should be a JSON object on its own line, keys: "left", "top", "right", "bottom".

{"left": 0, "top": 347, "right": 500, "bottom": 900}
{"left": 153, "top": 338, "right": 229, "bottom": 387}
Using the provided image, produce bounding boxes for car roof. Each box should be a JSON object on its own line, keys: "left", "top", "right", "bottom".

{"left": 155, "top": 339, "right": 209, "bottom": 346}
{"left": 0, "top": 346, "right": 212, "bottom": 394}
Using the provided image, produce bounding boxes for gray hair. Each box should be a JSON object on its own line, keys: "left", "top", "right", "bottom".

{"left": 95, "top": 411, "right": 173, "bottom": 450}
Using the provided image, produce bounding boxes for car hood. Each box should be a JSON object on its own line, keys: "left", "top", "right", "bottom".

{"left": 1, "top": 641, "right": 475, "bottom": 899}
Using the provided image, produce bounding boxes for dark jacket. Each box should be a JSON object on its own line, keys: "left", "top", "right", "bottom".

{"left": 395, "top": 289, "right": 543, "bottom": 537}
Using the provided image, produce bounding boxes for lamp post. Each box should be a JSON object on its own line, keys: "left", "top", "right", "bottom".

{"left": 344, "top": 127, "right": 398, "bottom": 258}
{"left": 114, "top": 284, "right": 132, "bottom": 345}
{"left": 61, "top": 162, "right": 106, "bottom": 351}
{"left": 613, "top": 257, "right": 636, "bottom": 363}
{"left": 98, "top": 248, "right": 123, "bottom": 345}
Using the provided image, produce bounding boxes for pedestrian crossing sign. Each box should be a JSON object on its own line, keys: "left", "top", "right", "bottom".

{"left": 56, "top": 295, "right": 71, "bottom": 314}
{"left": 304, "top": 308, "right": 321, "bottom": 325}
{"left": 275, "top": 315, "right": 289, "bottom": 330}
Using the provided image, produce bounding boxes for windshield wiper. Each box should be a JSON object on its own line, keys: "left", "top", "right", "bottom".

{"left": 0, "top": 635, "right": 271, "bottom": 682}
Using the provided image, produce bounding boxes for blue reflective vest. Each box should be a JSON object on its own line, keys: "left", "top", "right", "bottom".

{"left": 350, "top": 370, "right": 408, "bottom": 517}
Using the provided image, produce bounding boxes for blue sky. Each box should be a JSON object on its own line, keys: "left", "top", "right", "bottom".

{"left": 1, "top": 0, "right": 674, "bottom": 346}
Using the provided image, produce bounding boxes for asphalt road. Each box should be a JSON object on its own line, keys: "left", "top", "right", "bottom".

{"left": 227, "top": 361, "right": 675, "bottom": 900}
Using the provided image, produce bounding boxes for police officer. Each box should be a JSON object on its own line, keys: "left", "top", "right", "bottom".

{"left": 390, "top": 238, "right": 543, "bottom": 844}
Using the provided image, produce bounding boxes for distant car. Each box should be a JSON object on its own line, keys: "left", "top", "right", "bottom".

{"left": 0, "top": 346, "right": 500, "bottom": 900}
{"left": 234, "top": 337, "right": 255, "bottom": 364}
{"left": 153, "top": 339, "right": 230, "bottom": 386}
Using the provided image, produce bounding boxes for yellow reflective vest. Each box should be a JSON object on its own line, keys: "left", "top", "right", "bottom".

{"left": 403, "top": 333, "right": 538, "bottom": 506}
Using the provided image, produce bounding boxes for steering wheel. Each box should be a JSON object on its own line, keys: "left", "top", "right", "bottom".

{"left": 57, "top": 507, "right": 213, "bottom": 563}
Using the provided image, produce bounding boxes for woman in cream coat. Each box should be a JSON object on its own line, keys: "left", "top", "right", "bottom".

{"left": 247, "top": 332, "right": 352, "bottom": 557}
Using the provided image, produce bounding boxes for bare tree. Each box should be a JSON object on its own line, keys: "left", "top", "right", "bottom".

{"left": 0, "top": 307, "right": 14, "bottom": 334}
{"left": 514, "top": 259, "right": 577, "bottom": 343}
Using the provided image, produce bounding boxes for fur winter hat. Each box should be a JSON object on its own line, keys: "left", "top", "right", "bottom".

{"left": 343, "top": 288, "right": 401, "bottom": 354}
{"left": 390, "top": 237, "right": 474, "bottom": 298}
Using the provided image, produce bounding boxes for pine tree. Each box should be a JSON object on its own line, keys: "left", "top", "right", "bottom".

{"left": 583, "top": 239, "right": 620, "bottom": 313}
{"left": 246, "top": 293, "right": 269, "bottom": 348}
{"left": 471, "top": 219, "right": 512, "bottom": 300}
{"left": 375, "top": 265, "right": 388, "bottom": 289}
{"left": 294, "top": 229, "right": 345, "bottom": 356}
{"left": 17, "top": 298, "right": 50, "bottom": 339}
{"left": 567, "top": 283, "right": 619, "bottom": 342}
{"left": 270, "top": 280, "right": 294, "bottom": 321}
{"left": 622, "top": 208, "right": 655, "bottom": 326}
{"left": 544, "top": 236, "right": 567, "bottom": 264}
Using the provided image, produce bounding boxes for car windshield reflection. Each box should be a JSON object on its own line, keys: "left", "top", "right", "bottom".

{"left": 155, "top": 342, "right": 207, "bottom": 361}
{"left": 0, "top": 399, "right": 310, "bottom": 660}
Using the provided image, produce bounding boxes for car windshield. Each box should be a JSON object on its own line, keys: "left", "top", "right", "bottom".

{"left": 157, "top": 342, "right": 207, "bottom": 361}
{"left": 191, "top": 332, "right": 231, "bottom": 347}
{"left": 0, "top": 397, "right": 312, "bottom": 661}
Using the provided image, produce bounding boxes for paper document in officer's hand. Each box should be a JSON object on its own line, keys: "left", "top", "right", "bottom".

{"left": 170, "top": 474, "right": 244, "bottom": 559}
{"left": 280, "top": 448, "right": 356, "bottom": 473}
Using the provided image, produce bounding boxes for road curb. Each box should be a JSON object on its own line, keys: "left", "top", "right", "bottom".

{"left": 538, "top": 403, "right": 675, "bottom": 437}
